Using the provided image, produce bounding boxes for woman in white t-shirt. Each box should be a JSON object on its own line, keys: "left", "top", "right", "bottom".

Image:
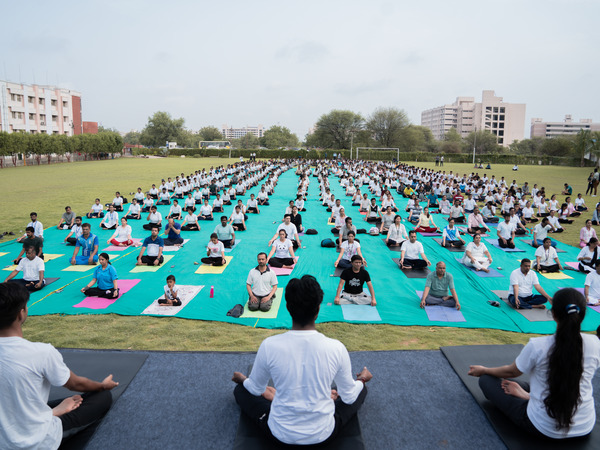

{"left": 386, "top": 215, "right": 408, "bottom": 248}
{"left": 167, "top": 200, "right": 182, "bottom": 220}
{"left": 201, "top": 233, "right": 226, "bottom": 266}
{"left": 334, "top": 231, "right": 365, "bottom": 269}
{"left": 199, "top": 199, "right": 214, "bottom": 220}
{"left": 469, "top": 289, "right": 600, "bottom": 440}
{"left": 246, "top": 194, "right": 260, "bottom": 214}
{"left": 184, "top": 193, "right": 196, "bottom": 212}
{"left": 108, "top": 218, "right": 133, "bottom": 247}
{"left": 212, "top": 193, "right": 224, "bottom": 212}
{"left": 229, "top": 206, "right": 246, "bottom": 231}
{"left": 267, "top": 229, "right": 296, "bottom": 268}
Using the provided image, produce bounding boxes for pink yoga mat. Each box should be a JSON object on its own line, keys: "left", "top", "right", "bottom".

{"left": 565, "top": 262, "right": 580, "bottom": 270}
{"left": 73, "top": 279, "right": 141, "bottom": 309}
{"left": 269, "top": 258, "right": 299, "bottom": 276}
{"left": 102, "top": 238, "right": 142, "bottom": 252}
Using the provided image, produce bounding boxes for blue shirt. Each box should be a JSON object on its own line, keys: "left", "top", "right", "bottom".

{"left": 164, "top": 222, "right": 181, "bottom": 240}
{"left": 143, "top": 236, "right": 164, "bottom": 257}
{"left": 93, "top": 264, "right": 118, "bottom": 290}
{"left": 76, "top": 233, "right": 99, "bottom": 257}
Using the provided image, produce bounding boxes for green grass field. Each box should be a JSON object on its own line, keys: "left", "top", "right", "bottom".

{"left": 2, "top": 157, "right": 596, "bottom": 351}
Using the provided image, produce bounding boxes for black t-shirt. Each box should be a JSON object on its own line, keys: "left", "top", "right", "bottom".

{"left": 291, "top": 213, "right": 302, "bottom": 228}
{"left": 341, "top": 267, "right": 371, "bottom": 294}
{"left": 22, "top": 236, "right": 43, "bottom": 253}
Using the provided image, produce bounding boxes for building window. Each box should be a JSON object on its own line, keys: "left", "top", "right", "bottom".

{"left": 52, "top": 115, "right": 58, "bottom": 122}
{"left": 40, "top": 130, "right": 47, "bottom": 134}
{"left": 500, "top": 107, "right": 505, "bottom": 113}
{"left": 29, "top": 113, "right": 36, "bottom": 120}
{"left": 51, "top": 99, "right": 57, "bottom": 107}
{"left": 28, "top": 96, "right": 35, "bottom": 104}
{"left": 63, "top": 100, "right": 68, "bottom": 108}
{"left": 63, "top": 116, "right": 68, "bottom": 122}
{"left": 53, "top": 130, "right": 59, "bottom": 134}
{"left": 11, "top": 111, "right": 23, "bottom": 120}
{"left": 10, "top": 93, "right": 23, "bottom": 102}
{"left": 38, "top": 98, "right": 44, "bottom": 105}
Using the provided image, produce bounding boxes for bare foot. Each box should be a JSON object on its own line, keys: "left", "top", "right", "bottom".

{"left": 501, "top": 380, "right": 530, "bottom": 400}
{"left": 52, "top": 395, "right": 83, "bottom": 416}
{"left": 482, "top": 268, "right": 490, "bottom": 273}
{"left": 282, "top": 265, "right": 294, "bottom": 269}
{"left": 532, "top": 304, "right": 546, "bottom": 309}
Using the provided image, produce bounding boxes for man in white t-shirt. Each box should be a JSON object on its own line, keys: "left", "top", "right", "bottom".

{"left": 246, "top": 252, "right": 278, "bottom": 312}
{"left": 0, "top": 282, "right": 118, "bottom": 449}
{"left": 533, "top": 238, "right": 562, "bottom": 273}
{"left": 400, "top": 230, "right": 431, "bottom": 270}
{"left": 232, "top": 275, "right": 371, "bottom": 446}
{"left": 4, "top": 246, "right": 45, "bottom": 291}
{"left": 497, "top": 214, "right": 516, "bottom": 249}
{"left": 508, "top": 259, "right": 552, "bottom": 309}
{"left": 268, "top": 214, "right": 301, "bottom": 249}
{"left": 99, "top": 205, "right": 119, "bottom": 230}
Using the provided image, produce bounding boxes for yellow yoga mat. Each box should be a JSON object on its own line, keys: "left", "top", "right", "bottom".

{"left": 242, "top": 288, "right": 283, "bottom": 319}
{"left": 539, "top": 271, "right": 573, "bottom": 280}
{"left": 63, "top": 255, "right": 119, "bottom": 272}
{"left": 129, "top": 254, "right": 175, "bottom": 273}
{"left": 0, "top": 252, "right": 8, "bottom": 258}
{"left": 195, "top": 256, "right": 233, "bottom": 274}
{"left": 3, "top": 253, "right": 64, "bottom": 272}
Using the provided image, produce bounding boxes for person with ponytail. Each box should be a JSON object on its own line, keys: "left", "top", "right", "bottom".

{"left": 468, "top": 288, "right": 600, "bottom": 439}
{"left": 80, "top": 253, "right": 119, "bottom": 298}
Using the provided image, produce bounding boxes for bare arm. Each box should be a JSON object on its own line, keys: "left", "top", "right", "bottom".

{"left": 64, "top": 370, "right": 118, "bottom": 392}
{"left": 468, "top": 361, "right": 522, "bottom": 379}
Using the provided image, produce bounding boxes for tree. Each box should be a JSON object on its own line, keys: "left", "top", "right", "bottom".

{"left": 509, "top": 138, "right": 544, "bottom": 156}
{"left": 123, "top": 131, "right": 142, "bottom": 145}
{"left": 366, "top": 107, "right": 409, "bottom": 148}
{"left": 237, "top": 133, "right": 259, "bottom": 149}
{"left": 444, "top": 127, "right": 462, "bottom": 143}
{"left": 398, "top": 125, "right": 434, "bottom": 152}
{"left": 312, "top": 110, "right": 364, "bottom": 149}
{"left": 261, "top": 125, "right": 299, "bottom": 149}
{"left": 199, "top": 126, "right": 223, "bottom": 142}
{"left": 140, "top": 111, "right": 186, "bottom": 148}
{"left": 463, "top": 130, "right": 502, "bottom": 155}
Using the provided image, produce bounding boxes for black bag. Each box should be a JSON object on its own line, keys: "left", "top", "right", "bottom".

{"left": 227, "top": 304, "right": 244, "bottom": 318}
{"left": 306, "top": 229, "right": 318, "bottom": 235}
{"left": 321, "top": 238, "right": 336, "bottom": 248}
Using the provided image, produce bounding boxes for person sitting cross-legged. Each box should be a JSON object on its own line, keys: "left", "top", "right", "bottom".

{"left": 4, "top": 246, "right": 45, "bottom": 292}
{"left": 0, "top": 282, "right": 118, "bottom": 450}
{"left": 334, "top": 255, "right": 376, "bottom": 306}
{"left": 80, "top": 253, "right": 119, "bottom": 298}
{"left": 508, "top": 259, "right": 552, "bottom": 309}
{"left": 584, "top": 261, "right": 600, "bottom": 306}
{"left": 399, "top": 230, "right": 432, "bottom": 270}
{"left": 200, "top": 233, "right": 227, "bottom": 266}
{"left": 136, "top": 225, "right": 164, "bottom": 266}
{"left": 460, "top": 233, "right": 492, "bottom": 273}
{"left": 497, "top": 213, "right": 516, "bottom": 249}
{"left": 442, "top": 218, "right": 465, "bottom": 248}
{"left": 385, "top": 214, "right": 408, "bottom": 248}
{"left": 267, "top": 229, "right": 296, "bottom": 269}
{"left": 99, "top": 205, "right": 118, "bottom": 230}
{"left": 419, "top": 261, "right": 461, "bottom": 309}
{"left": 334, "top": 231, "right": 365, "bottom": 270}
{"left": 214, "top": 215, "right": 235, "bottom": 248}
{"left": 164, "top": 217, "right": 184, "bottom": 247}
{"left": 533, "top": 238, "right": 563, "bottom": 273}
{"left": 232, "top": 275, "right": 372, "bottom": 446}
{"left": 70, "top": 223, "right": 99, "bottom": 265}
{"left": 246, "top": 252, "right": 278, "bottom": 312}
{"left": 13, "top": 227, "right": 44, "bottom": 265}
{"left": 181, "top": 207, "right": 201, "bottom": 231}
{"left": 467, "top": 207, "right": 490, "bottom": 235}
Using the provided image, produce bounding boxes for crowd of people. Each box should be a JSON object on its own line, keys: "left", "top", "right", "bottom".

{"left": 3, "top": 157, "right": 600, "bottom": 447}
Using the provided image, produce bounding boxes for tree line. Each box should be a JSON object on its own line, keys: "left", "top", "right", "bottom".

{"left": 0, "top": 130, "right": 123, "bottom": 168}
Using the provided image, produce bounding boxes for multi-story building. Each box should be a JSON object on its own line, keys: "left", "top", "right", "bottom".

{"left": 421, "top": 90, "right": 526, "bottom": 147}
{"left": 0, "top": 80, "right": 82, "bottom": 135}
{"left": 221, "top": 124, "right": 264, "bottom": 140}
{"left": 531, "top": 115, "right": 600, "bottom": 138}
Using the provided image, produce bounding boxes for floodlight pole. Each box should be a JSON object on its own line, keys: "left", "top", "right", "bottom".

{"left": 472, "top": 127, "right": 477, "bottom": 166}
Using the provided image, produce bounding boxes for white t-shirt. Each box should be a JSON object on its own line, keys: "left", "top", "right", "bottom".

{"left": 276, "top": 223, "right": 298, "bottom": 240}
{"left": 148, "top": 212, "right": 162, "bottom": 224}
{"left": 243, "top": 331, "right": 363, "bottom": 445}
{"left": 17, "top": 256, "right": 45, "bottom": 281}
{"left": 182, "top": 213, "right": 198, "bottom": 225}
{"left": 103, "top": 211, "right": 119, "bottom": 228}
{"left": 128, "top": 203, "right": 141, "bottom": 215}
{"left": 200, "top": 205, "right": 213, "bottom": 216}
{"left": 0, "top": 337, "right": 71, "bottom": 450}
{"left": 402, "top": 240, "right": 424, "bottom": 260}
{"left": 387, "top": 223, "right": 407, "bottom": 242}
{"left": 91, "top": 203, "right": 103, "bottom": 213}
{"left": 272, "top": 239, "right": 293, "bottom": 258}
{"left": 112, "top": 224, "right": 132, "bottom": 243}
{"left": 246, "top": 266, "right": 278, "bottom": 296}
{"left": 585, "top": 271, "right": 600, "bottom": 301}
{"left": 207, "top": 240, "right": 224, "bottom": 257}
{"left": 516, "top": 334, "right": 600, "bottom": 438}
{"left": 509, "top": 268, "right": 540, "bottom": 297}
{"left": 231, "top": 211, "right": 244, "bottom": 224}
{"left": 534, "top": 246, "right": 557, "bottom": 267}
{"left": 462, "top": 241, "right": 488, "bottom": 263}
{"left": 497, "top": 221, "right": 515, "bottom": 240}
{"left": 533, "top": 223, "right": 551, "bottom": 240}
{"left": 340, "top": 240, "right": 360, "bottom": 261}
{"left": 163, "top": 284, "right": 178, "bottom": 300}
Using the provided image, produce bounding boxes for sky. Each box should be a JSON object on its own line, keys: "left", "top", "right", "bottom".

{"left": 2, "top": 0, "right": 599, "bottom": 139}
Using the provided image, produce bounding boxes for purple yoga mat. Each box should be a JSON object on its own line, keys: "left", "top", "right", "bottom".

{"left": 454, "top": 258, "right": 504, "bottom": 277}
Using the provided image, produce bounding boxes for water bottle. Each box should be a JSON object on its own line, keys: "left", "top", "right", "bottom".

{"left": 210, "top": 286, "right": 214, "bottom": 298}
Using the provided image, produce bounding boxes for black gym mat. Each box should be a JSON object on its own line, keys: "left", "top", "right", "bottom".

{"left": 392, "top": 258, "right": 431, "bottom": 278}
{"left": 441, "top": 344, "right": 600, "bottom": 450}
{"left": 381, "top": 238, "right": 403, "bottom": 252}
{"left": 432, "top": 238, "right": 465, "bottom": 252}
{"left": 50, "top": 349, "right": 148, "bottom": 450}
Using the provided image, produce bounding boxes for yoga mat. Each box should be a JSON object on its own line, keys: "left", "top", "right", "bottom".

{"left": 73, "top": 279, "right": 141, "bottom": 310}
{"left": 491, "top": 290, "right": 552, "bottom": 322}
{"left": 433, "top": 237, "right": 465, "bottom": 252}
{"left": 129, "top": 254, "right": 175, "bottom": 273}
{"left": 3, "top": 253, "right": 65, "bottom": 271}
{"left": 62, "top": 255, "right": 119, "bottom": 272}
{"left": 341, "top": 304, "right": 381, "bottom": 321}
{"left": 102, "top": 238, "right": 142, "bottom": 252}
{"left": 141, "top": 285, "right": 204, "bottom": 316}
{"left": 484, "top": 238, "right": 526, "bottom": 252}
{"left": 333, "top": 267, "right": 344, "bottom": 277}
{"left": 381, "top": 238, "right": 403, "bottom": 252}
{"left": 224, "top": 239, "right": 241, "bottom": 253}
{"left": 0, "top": 252, "right": 7, "bottom": 257}
{"left": 338, "top": 290, "right": 372, "bottom": 305}
{"left": 327, "top": 219, "right": 335, "bottom": 225}
{"left": 269, "top": 257, "right": 299, "bottom": 276}
{"left": 454, "top": 258, "right": 504, "bottom": 278}
{"left": 392, "top": 258, "right": 431, "bottom": 278}
{"left": 566, "top": 261, "right": 581, "bottom": 271}
{"left": 441, "top": 344, "right": 600, "bottom": 450}
{"left": 233, "top": 410, "right": 364, "bottom": 450}
{"left": 418, "top": 232, "right": 442, "bottom": 237}
{"left": 163, "top": 239, "right": 191, "bottom": 252}
{"left": 425, "top": 305, "right": 466, "bottom": 322}
{"left": 242, "top": 288, "right": 284, "bottom": 319}
{"left": 538, "top": 271, "right": 572, "bottom": 280}
{"left": 50, "top": 349, "right": 148, "bottom": 450}
{"left": 195, "top": 255, "right": 233, "bottom": 274}
{"left": 519, "top": 239, "right": 566, "bottom": 253}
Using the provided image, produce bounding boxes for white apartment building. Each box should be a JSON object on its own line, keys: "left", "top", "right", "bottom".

{"left": 0, "top": 80, "right": 82, "bottom": 135}
{"left": 421, "top": 90, "right": 526, "bottom": 147}
{"left": 221, "top": 124, "right": 265, "bottom": 140}
{"left": 531, "top": 115, "right": 600, "bottom": 138}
